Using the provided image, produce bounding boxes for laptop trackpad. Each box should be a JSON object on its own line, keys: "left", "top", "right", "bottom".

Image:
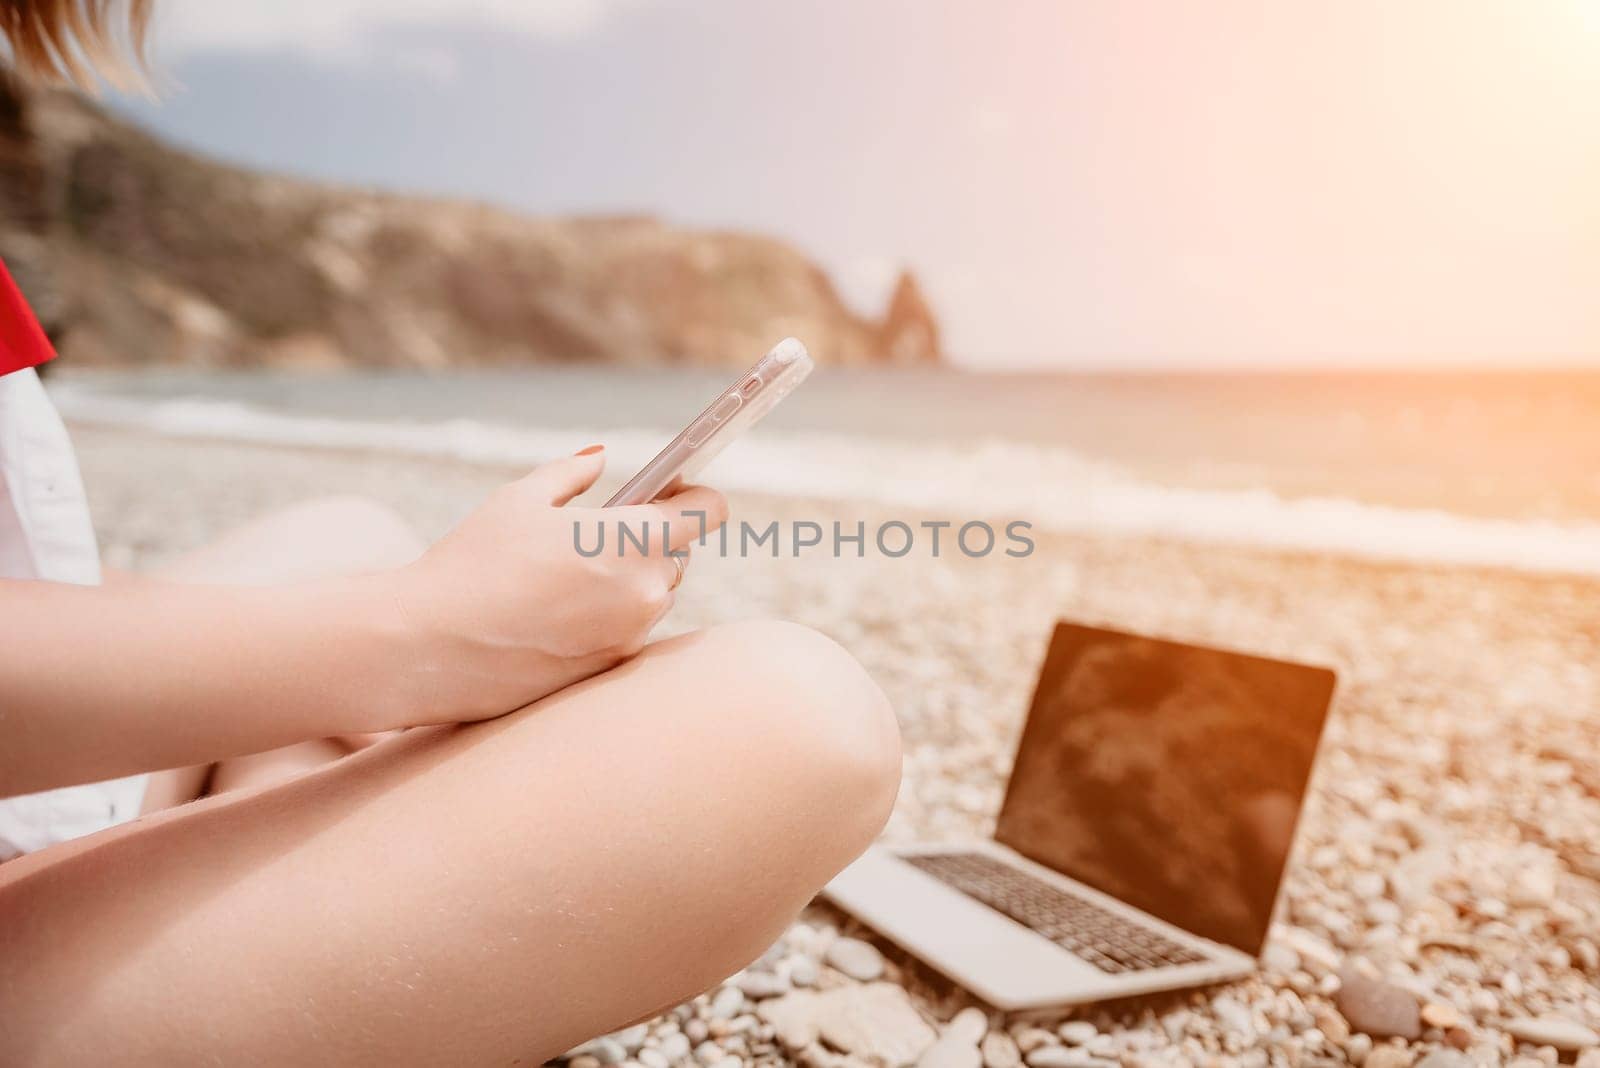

{"left": 823, "top": 845, "right": 1104, "bottom": 1009}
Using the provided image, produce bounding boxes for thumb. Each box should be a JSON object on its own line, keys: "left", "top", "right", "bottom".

{"left": 522, "top": 446, "right": 606, "bottom": 506}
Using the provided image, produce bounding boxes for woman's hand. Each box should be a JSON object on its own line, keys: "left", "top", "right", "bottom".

{"left": 392, "top": 447, "right": 728, "bottom": 724}
{"left": 0, "top": 446, "right": 724, "bottom": 794}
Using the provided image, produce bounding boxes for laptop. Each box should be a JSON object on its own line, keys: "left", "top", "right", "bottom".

{"left": 824, "top": 621, "right": 1337, "bottom": 1010}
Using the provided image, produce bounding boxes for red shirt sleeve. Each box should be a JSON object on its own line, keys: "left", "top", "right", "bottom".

{"left": 0, "top": 257, "right": 58, "bottom": 376}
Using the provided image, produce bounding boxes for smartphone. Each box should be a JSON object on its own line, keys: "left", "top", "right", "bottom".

{"left": 605, "top": 337, "right": 814, "bottom": 507}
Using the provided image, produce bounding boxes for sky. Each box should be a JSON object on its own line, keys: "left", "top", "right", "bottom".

{"left": 109, "top": 0, "right": 1600, "bottom": 369}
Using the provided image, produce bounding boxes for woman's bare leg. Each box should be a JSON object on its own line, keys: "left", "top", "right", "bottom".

{"left": 0, "top": 619, "right": 902, "bottom": 1066}
{"left": 137, "top": 496, "right": 427, "bottom": 812}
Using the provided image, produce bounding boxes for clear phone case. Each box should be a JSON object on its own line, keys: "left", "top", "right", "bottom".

{"left": 605, "top": 338, "right": 814, "bottom": 507}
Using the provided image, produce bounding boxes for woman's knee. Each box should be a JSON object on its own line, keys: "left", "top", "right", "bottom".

{"left": 691, "top": 620, "right": 902, "bottom": 868}
{"left": 274, "top": 495, "right": 425, "bottom": 573}
{"left": 159, "top": 494, "right": 425, "bottom": 586}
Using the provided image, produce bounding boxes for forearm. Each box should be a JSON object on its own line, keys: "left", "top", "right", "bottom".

{"left": 0, "top": 576, "right": 423, "bottom": 796}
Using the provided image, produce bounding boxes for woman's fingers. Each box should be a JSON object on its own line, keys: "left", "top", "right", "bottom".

{"left": 521, "top": 448, "right": 608, "bottom": 507}
{"left": 607, "top": 489, "right": 726, "bottom": 557}
{"left": 652, "top": 486, "right": 730, "bottom": 553}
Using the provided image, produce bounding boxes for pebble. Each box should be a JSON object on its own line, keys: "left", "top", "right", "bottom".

{"left": 945, "top": 1008, "right": 989, "bottom": 1046}
{"left": 1283, "top": 928, "right": 1344, "bottom": 977}
{"left": 1503, "top": 1017, "right": 1600, "bottom": 1052}
{"left": 919, "top": 1036, "right": 983, "bottom": 1068}
{"left": 756, "top": 994, "right": 819, "bottom": 1050}
{"left": 683, "top": 1019, "right": 708, "bottom": 1045}
{"left": 1420, "top": 1002, "right": 1460, "bottom": 1029}
{"left": 1507, "top": 866, "right": 1556, "bottom": 909}
{"left": 1315, "top": 1004, "right": 1351, "bottom": 1044}
{"left": 1363, "top": 1048, "right": 1416, "bottom": 1068}
{"left": 1057, "top": 1021, "right": 1098, "bottom": 1046}
{"left": 707, "top": 986, "right": 745, "bottom": 1021}
{"left": 1024, "top": 1048, "right": 1113, "bottom": 1068}
{"left": 733, "top": 970, "right": 790, "bottom": 1000}
{"left": 824, "top": 937, "right": 886, "bottom": 982}
{"left": 589, "top": 1039, "right": 627, "bottom": 1065}
{"left": 1210, "top": 996, "right": 1255, "bottom": 1038}
{"left": 657, "top": 1033, "right": 691, "bottom": 1063}
{"left": 1415, "top": 1052, "right": 1467, "bottom": 1068}
{"left": 1261, "top": 942, "right": 1301, "bottom": 974}
{"left": 981, "top": 1031, "right": 1022, "bottom": 1068}
{"left": 783, "top": 954, "right": 819, "bottom": 987}
{"left": 758, "top": 983, "right": 936, "bottom": 1065}
{"left": 1366, "top": 899, "right": 1404, "bottom": 926}
{"left": 795, "top": 1046, "right": 844, "bottom": 1068}
{"left": 1500, "top": 971, "right": 1525, "bottom": 999}
{"left": 1468, "top": 990, "right": 1498, "bottom": 1018}
{"left": 1012, "top": 1027, "right": 1056, "bottom": 1053}
{"left": 1351, "top": 872, "right": 1388, "bottom": 899}
{"left": 820, "top": 983, "right": 936, "bottom": 1064}
{"left": 1158, "top": 1011, "right": 1189, "bottom": 1045}
{"left": 637, "top": 1050, "right": 668, "bottom": 1068}
{"left": 1345, "top": 1032, "right": 1373, "bottom": 1064}
{"left": 611, "top": 1025, "right": 649, "bottom": 1054}
{"left": 1335, "top": 969, "right": 1423, "bottom": 1040}
{"left": 570, "top": 1057, "right": 601, "bottom": 1068}
{"left": 1573, "top": 940, "right": 1600, "bottom": 973}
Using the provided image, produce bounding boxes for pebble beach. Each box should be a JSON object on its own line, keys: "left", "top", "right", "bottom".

{"left": 72, "top": 423, "right": 1600, "bottom": 1068}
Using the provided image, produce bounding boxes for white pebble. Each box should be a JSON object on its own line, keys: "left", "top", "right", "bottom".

{"left": 657, "top": 1033, "right": 691, "bottom": 1063}
{"left": 735, "top": 970, "right": 790, "bottom": 999}
{"left": 611, "top": 1025, "right": 649, "bottom": 1054}
{"left": 707, "top": 985, "right": 744, "bottom": 1020}
{"left": 982, "top": 1032, "right": 1022, "bottom": 1068}
{"left": 945, "top": 1007, "right": 989, "bottom": 1046}
{"left": 590, "top": 1039, "right": 626, "bottom": 1065}
{"left": 1026, "top": 1048, "right": 1110, "bottom": 1068}
{"left": 1503, "top": 1017, "right": 1600, "bottom": 1052}
{"left": 1211, "top": 996, "right": 1256, "bottom": 1038}
{"left": 782, "top": 953, "right": 820, "bottom": 987}
{"left": 825, "top": 937, "right": 886, "bottom": 981}
{"left": 920, "top": 1036, "right": 983, "bottom": 1068}
{"left": 1057, "top": 1021, "right": 1097, "bottom": 1046}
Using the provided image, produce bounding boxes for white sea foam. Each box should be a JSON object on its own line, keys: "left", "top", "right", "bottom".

{"left": 51, "top": 385, "right": 1600, "bottom": 577}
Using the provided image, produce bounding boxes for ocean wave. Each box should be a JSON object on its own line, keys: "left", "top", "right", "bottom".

{"left": 50, "top": 385, "right": 1600, "bottom": 577}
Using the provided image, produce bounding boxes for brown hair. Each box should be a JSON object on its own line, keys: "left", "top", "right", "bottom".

{"left": 1, "top": 0, "right": 151, "bottom": 88}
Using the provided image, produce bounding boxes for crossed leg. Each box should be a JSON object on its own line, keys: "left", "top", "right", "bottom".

{"left": 1, "top": 500, "right": 901, "bottom": 1066}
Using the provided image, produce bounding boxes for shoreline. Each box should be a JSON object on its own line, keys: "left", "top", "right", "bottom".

{"left": 53, "top": 385, "right": 1600, "bottom": 579}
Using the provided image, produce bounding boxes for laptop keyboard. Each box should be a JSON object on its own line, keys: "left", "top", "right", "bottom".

{"left": 904, "top": 851, "right": 1210, "bottom": 974}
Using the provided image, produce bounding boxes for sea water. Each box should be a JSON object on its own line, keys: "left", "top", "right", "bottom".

{"left": 47, "top": 367, "right": 1600, "bottom": 576}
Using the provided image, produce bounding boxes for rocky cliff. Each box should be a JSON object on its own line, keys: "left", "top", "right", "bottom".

{"left": 0, "top": 81, "right": 941, "bottom": 370}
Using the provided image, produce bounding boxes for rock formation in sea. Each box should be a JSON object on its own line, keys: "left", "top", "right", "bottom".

{"left": 0, "top": 79, "right": 942, "bottom": 371}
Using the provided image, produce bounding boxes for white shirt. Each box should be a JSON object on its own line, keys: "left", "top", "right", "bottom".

{"left": 0, "top": 369, "right": 147, "bottom": 860}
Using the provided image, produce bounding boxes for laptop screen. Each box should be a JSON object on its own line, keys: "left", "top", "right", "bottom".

{"left": 993, "top": 623, "right": 1335, "bottom": 956}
